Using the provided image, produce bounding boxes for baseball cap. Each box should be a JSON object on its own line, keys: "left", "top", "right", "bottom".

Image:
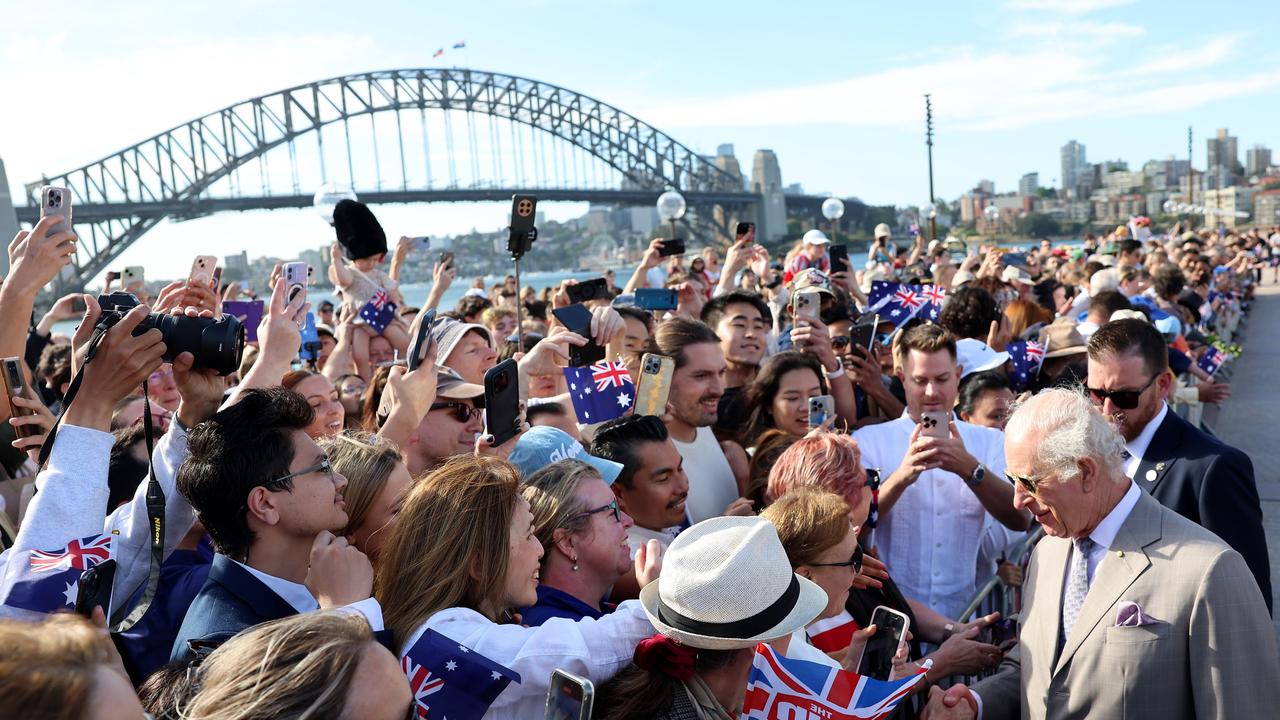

{"left": 874, "top": 223, "right": 892, "bottom": 239}
{"left": 1001, "top": 265, "right": 1034, "bottom": 286}
{"left": 956, "top": 338, "right": 1009, "bottom": 379}
{"left": 435, "top": 369, "right": 485, "bottom": 404}
{"left": 802, "top": 229, "right": 830, "bottom": 246}
{"left": 430, "top": 317, "right": 493, "bottom": 367}
{"left": 791, "top": 268, "right": 834, "bottom": 296}
{"left": 508, "top": 425, "right": 622, "bottom": 484}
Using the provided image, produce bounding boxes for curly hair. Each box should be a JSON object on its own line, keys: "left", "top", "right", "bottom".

{"left": 938, "top": 285, "right": 1001, "bottom": 341}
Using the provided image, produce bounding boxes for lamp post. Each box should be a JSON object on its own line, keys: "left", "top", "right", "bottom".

{"left": 921, "top": 203, "right": 938, "bottom": 243}
{"left": 821, "top": 197, "right": 845, "bottom": 246}
{"left": 313, "top": 183, "right": 358, "bottom": 225}
{"left": 925, "top": 94, "right": 937, "bottom": 243}
{"left": 656, "top": 189, "right": 687, "bottom": 246}
{"left": 984, "top": 204, "right": 1000, "bottom": 244}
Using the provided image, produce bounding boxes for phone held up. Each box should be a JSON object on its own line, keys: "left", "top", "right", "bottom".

{"left": 1, "top": 357, "right": 39, "bottom": 439}
{"left": 792, "top": 288, "right": 822, "bottom": 324}
{"left": 565, "top": 277, "right": 609, "bottom": 305}
{"left": 919, "top": 410, "right": 950, "bottom": 439}
{"left": 807, "top": 394, "right": 835, "bottom": 429}
{"left": 484, "top": 359, "right": 521, "bottom": 447}
{"left": 657, "top": 238, "right": 686, "bottom": 257}
{"left": 188, "top": 255, "right": 218, "bottom": 287}
{"left": 735, "top": 221, "right": 755, "bottom": 240}
{"left": 634, "top": 353, "right": 675, "bottom": 417}
{"left": 551, "top": 303, "right": 605, "bottom": 367}
{"left": 509, "top": 194, "right": 538, "bottom": 257}
{"left": 544, "top": 669, "right": 594, "bottom": 720}
{"left": 855, "top": 605, "right": 910, "bottom": 681}
{"left": 634, "top": 287, "right": 678, "bottom": 311}
{"left": 39, "top": 185, "right": 73, "bottom": 236}
{"left": 283, "top": 262, "right": 309, "bottom": 304}
{"left": 407, "top": 309, "right": 437, "bottom": 372}
{"left": 828, "top": 244, "right": 849, "bottom": 273}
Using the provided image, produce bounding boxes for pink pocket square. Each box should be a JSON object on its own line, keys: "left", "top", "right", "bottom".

{"left": 1115, "top": 601, "right": 1159, "bottom": 627}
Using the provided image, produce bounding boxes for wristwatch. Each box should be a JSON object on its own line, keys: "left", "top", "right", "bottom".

{"left": 965, "top": 463, "right": 986, "bottom": 488}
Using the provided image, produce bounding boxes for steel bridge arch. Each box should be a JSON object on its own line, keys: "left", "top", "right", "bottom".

{"left": 25, "top": 68, "right": 748, "bottom": 291}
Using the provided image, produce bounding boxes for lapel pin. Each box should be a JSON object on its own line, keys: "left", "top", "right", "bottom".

{"left": 1145, "top": 469, "right": 1158, "bottom": 482}
{"left": 1155, "top": 462, "right": 1165, "bottom": 471}
{"left": 1117, "top": 550, "right": 1125, "bottom": 558}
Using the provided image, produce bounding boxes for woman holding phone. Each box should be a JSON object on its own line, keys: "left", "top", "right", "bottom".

{"left": 738, "top": 351, "right": 828, "bottom": 450}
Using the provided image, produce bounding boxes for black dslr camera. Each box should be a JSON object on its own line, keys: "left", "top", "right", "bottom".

{"left": 96, "top": 292, "right": 245, "bottom": 376}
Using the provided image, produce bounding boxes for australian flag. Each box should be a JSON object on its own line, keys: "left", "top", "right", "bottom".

{"left": 743, "top": 643, "right": 928, "bottom": 720}
{"left": 401, "top": 629, "right": 520, "bottom": 720}
{"left": 1197, "top": 346, "right": 1225, "bottom": 376}
{"left": 360, "top": 289, "right": 398, "bottom": 334}
{"left": 563, "top": 359, "right": 635, "bottom": 424}
{"left": 1006, "top": 339, "right": 1047, "bottom": 392}
{"left": 867, "top": 281, "right": 944, "bottom": 328}
{"left": 1, "top": 534, "right": 113, "bottom": 613}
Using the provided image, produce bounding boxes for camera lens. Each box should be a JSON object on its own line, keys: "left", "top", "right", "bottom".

{"left": 148, "top": 312, "right": 245, "bottom": 376}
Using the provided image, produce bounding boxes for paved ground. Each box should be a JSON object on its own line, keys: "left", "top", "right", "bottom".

{"left": 1208, "top": 274, "right": 1280, "bottom": 639}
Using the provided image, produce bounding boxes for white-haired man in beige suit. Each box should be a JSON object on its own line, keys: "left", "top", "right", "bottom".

{"left": 923, "top": 387, "right": 1278, "bottom": 720}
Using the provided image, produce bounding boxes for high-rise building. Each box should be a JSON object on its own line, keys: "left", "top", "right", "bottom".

{"left": 1206, "top": 128, "right": 1240, "bottom": 188}
{"left": 751, "top": 149, "right": 787, "bottom": 242}
{"left": 1018, "top": 172, "right": 1039, "bottom": 197}
{"left": 976, "top": 179, "right": 995, "bottom": 195}
{"left": 1246, "top": 145, "right": 1272, "bottom": 178}
{"left": 1061, "top": 140, "right": 1087, "bottom": 197}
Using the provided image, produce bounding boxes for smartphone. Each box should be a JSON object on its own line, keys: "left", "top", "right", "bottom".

{"left": 566, "top": 277, "right": 609, "bottom": 304}
{"left": 850, "top": 314, "right": 878, "bottom": 358}
{"left": 551, "top": 303, "right": 605, "bottom": 367}
{"left": 735, "top": 221, "right": 755, "bottom": 238}
{"left": 105, "top": 270, "right": 121, "bottom": 283}
{"left": 484, "top": 359, "right": 521, "bottom": 447}
{"left": 438, "top": 251, "right": 455, "bottom": 270}
{"left": 856, "top": 605, "right": 910, "bottom": 681}
{"left": 223, "top": 300, "right": 265, "bottom": 342}
{"left": 545, "top": 669, "right": 594, "bottom": 720}
{"left": 919, "top": 410, "right": 950, "bottom": 439}
{"left": 1002, "top": 252, "right": 1028, "bottom": 268}
{"left": 807, "top": 394, "right": 835, "bottom": 429}
{"left": 123, "top": 266, "right": 145, "bottom": 289}
{"left": 299, "top": 312, "right": 321, "bottom": 363}
{"left": 1, "top": 358, "right": 38, "bottom": 439}
{"left": 74, "top": 558, "right": 117, "bottom": 619}
{"left": 39, "top": 185, "right": 73, "bottom": 236}
{"left": 635, "top": 287, "right": 678, "bottom": 311}
{"left": 407, "top": 309, "right": 436, "bottom": 372}
{"left": 829, "top": 244, "right": 849, "bottom": 273}
{"left": 634, "top": 354, "right": 675, "bottom": 417}
{"left": 188, "top": 255, "right": 218, "bottom": 287}
{"left": 792, "top": 288, "right": 821, "bottom": 323}
{"left": 283, "top": 262, "right": 309, "bottom": 304}
{"left": 657, "top": 238, "right": 686, "bottom": 257}
{"left": 411, "top": 236, "right": 430, "bottom": 251}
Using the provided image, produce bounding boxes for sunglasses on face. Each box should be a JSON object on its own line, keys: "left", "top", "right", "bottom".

{"left": 1086, "top": 372, "right": 1160, "bottom": 410}
{"left": 430, "top": 401, "right": 478, "bottom": 423}
{"left": 809, "top": 543, "right": 864, "bottom": 574}
{"left": 1005, "top": 471, "right": 1040, "bottom": 495}
{"left": 569, "top": 500, "right": 622, "bottom": 524}
{"left": 832, "top": 335, "right": 851, "bottom": 350}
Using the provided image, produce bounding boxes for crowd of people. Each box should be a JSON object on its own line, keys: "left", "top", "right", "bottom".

{"left": 0, "top": 200, "right": 1277, "bottom": 719}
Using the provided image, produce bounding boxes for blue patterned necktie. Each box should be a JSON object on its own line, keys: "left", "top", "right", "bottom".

{"left": 1062, "top": 537, "right": 1095, "bottom": 640}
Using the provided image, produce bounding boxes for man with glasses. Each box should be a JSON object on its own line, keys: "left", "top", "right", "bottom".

{"left": 930, "top": 387, "right": 1278, "bottom": 720}
{"left": 172, "top": 387, "right": 380, "bottom": 660}
{"left": 1086, "top": 318, "right": 1270, "bottom": 613}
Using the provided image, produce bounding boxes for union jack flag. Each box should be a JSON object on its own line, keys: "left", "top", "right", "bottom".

{"left": 743, "top": 643, "right": 928, "bottom": 720}
{"left": 922, "top": 284, "right": 946, "bottom": 307}
{"left": 1, "top": 534, "right": 114, "bottom": 613}
{"left": 893, "top": 286, "right": 922, "bottom": 311}
{"left": 564, "top": 358, "right": 635, "bottom": 423}
{"left": 1007, "top": 339, "right": 1048, "bottom": 392}
{"left": 30, "top": 535, "right": 112, "bottom": 573}
{"left": 360, "top": 289, "right": 398, "bottom": 334}
{"left": 590, "top": 359, "right": 631, "bottom": 391}
{"left": 399, "top": 629, "right": 519, "bottom": 720}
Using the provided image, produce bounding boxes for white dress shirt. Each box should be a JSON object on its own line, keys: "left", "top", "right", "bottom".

{"left": 1067, "top": 479, "right": 1142, "bottom": 587}
{"left": 235, "top": 560, "right": 385, "bottom": 630}
{"left": 853, "top": 413, "right": 1010, "bottom": 620}
{"left": 1122, "top": 403, "right": 1167, "bottom": 479}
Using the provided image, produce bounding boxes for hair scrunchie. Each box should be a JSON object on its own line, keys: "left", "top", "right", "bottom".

{"left": 633, "top": 633, "right": 697, "bottom": 681}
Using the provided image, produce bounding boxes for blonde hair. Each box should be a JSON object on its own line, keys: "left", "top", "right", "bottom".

{"left": 183, "top": 612, "right": 373, "bottom": 719}
{"left": 319, "top": 430, "right": 405, "bottom": 539}
{"left": 521, "top": 460, "right": 601, "bottom": 562}
{"left": 761, "top": 488, "right": 855, "bottom": 567}
{"left": 0, "top": 614, "right": 106, "bottom": 720}
{"left": 481, "top": 306, "right": 516, "bottom": 329}
{"left": 375, "top": 454, "right": 522, "bottom": 648}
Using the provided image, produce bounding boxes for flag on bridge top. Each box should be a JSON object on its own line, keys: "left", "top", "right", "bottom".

{"left": 1, "top": 533, "right": 114, "bottom": 613}
{"left": 564, "top": 358, "right": 635, "bottom": 424}
{"left": 1197, "top": 346, "right": 1225, "bottom": 376}
{"left": 1006, "top": 338, "right": 1047, "bottom": 392}
{"left": 359, "top": 289, "right": 398, "bottom": 334}
{"left": 433, "top": 48, "right": 445, "bottom": 58}
{"left": 400, "top": 628, "right": 520, "bottom": 720}
{"left": 453, "top": 41, "right": 467, "bottom": 49}
{"left": 743, "top": 643, "right": 928, "bottom": 720}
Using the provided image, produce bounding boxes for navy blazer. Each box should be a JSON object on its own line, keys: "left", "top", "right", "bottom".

{"left": 1136, "top": 409, "right": 1272, "bottom": 614}
{"left": 170, "top": 553, "right": 297, "bottom": 661}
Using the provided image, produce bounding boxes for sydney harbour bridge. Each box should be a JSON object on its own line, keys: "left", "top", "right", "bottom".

{"left": 6, "top": 68, "right": 865, "bottom": 293}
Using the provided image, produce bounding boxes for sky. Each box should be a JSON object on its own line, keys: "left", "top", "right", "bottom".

{"left": 2, "top": 0, "right": 1279, "bottom": 281}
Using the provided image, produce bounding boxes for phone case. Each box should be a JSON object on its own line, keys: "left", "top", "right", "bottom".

{"left": 635, "top": 288, "right": 678, "bottom": 311}
{"left": 189, "top": 255, "right": 218, "bottom": 287}
{"left": 407, "top": 310, "right": 436, "bottom": 371}
{"left": 39, "top": 185, "right": 73, "bottom": 236}
{"left": 855, "top": 605, "right": 911, "bottom": 680}
{"left": 552, "top": 304, "right": 605, "bottom": 367}
{"left": 123, "top": 266, "right": 145, "bottom": 288}
{"left": 283, "top": 262, "right": 309, "bottom": 303}
{"left": 1, "top": 358, "right": 39, "bottom": 439}
{"left": 919, "top": 411, "right": 950, "bottom": 439}
{"left": 634, "top": 354, "right": 674, "bottom": 417}
{"left": 545, "top": 669, "right": 594, "bottom": 720}
{"left": 484, "top": 359, "right": 521, "bottom": 447}
{"left": 792, "top": 289, "right": 820, "bottom": 322}
{"left": 807, "top": 395, "right": 835, "bottom": 428}
{"left": 658, "top": 238, "right": 686, "bottom": 257}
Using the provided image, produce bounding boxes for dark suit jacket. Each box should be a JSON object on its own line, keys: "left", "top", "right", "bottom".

{"left": 169, "top": 553, "right": 297, "bottom": 661}
{"left": 1135, "top": 409, "right": 1271, "bottom": 613}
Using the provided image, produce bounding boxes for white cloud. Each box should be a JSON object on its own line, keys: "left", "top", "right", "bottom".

{"left": 1008, "top": 20, "right": 1146, "bottom": 39}
{"left": 1004, "top": 0, "right": 1136, "bottom": 14}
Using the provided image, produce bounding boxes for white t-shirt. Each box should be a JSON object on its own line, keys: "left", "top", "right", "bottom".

{"left": 671, "top": 426, "right": 739, "bottom": 524}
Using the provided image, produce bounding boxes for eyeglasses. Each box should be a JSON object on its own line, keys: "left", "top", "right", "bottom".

{"left": 1086, "top": 372, "right": 1160, "bottom": 410}
{"left": 809, "top": 543, "right": 864, "bottom": 574}
{"left": 1005, "top": 471, "right": 1041, "bottom": 496}
{"left": 263, "top": 458, "right": 335, "bottom": 492}
{"left": 569, "top": 500, "right": 622, "bottom": 524}
{"left": 430, "top": 401, "right": 478, "bottom": 423}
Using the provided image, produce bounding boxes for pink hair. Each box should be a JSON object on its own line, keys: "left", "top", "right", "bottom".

{"left": 767, "top": 433, "right": 867, "bottom": 507}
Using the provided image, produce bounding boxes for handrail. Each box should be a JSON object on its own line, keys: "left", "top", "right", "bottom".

{"left": 959, "top": 525, "right": 1045, "bottom": 622}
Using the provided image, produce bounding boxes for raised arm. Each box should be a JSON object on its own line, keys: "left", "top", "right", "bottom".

{"left": 228, "top": 277, "right": 308, "bottom": 403}
{"left": 623, "top": 239, "right": 665, "bottom": 294}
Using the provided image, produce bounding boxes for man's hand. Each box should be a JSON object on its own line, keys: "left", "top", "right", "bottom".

{"left": 257, "top": 277, "right": 309, "bottom": 370}
{"left": 5, "top": 216, "right": 77, "bottom": 294}
{"left": 517, "top": 327, "right": 585, "bottom": 379}
{"left": 431, "top": 257, "right": 457, "bottom": 290}
{"left": 921, "top": 685, "right": 976, "bottom": 720}
{"left": 635, "top": 538, "right": 664, "bottom": 588}
{"left": 640, "top": 238, "right": 666, "bottom": 270}
{"left": 306, "top": 531, "right": 374, "bottom": 609}
{"left": 172, "top": 351, "right": 226, "bottom": 427}
{"left": 930, "top": 624, "right": 1003, "bottom": 677}
{"left": 723, "top": 497, "right": 756, "bottom": 517}
{"left": 917, "top": 420, "right": 980, "bottom": 479}
{"left": 889, "top": 423, "right": 937, "bottom": 487}
{"left": 791, "top": 318, "right": 838, "bottom": 370}
{"left": 65, "top": 302, "right": 166, "bottom": 431}
{"left": 722, "top": 235, "right": 754, "bottom": 277}
{"left": 378, "top": 359, "right": 439, "bottom": 442}
{"left": 1197, "top": 380, "right": 1231, "bottom": 404}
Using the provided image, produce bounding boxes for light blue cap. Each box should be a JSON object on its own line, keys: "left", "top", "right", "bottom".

{"left": 508, "top": 425, "right": 623, "bottom": 484}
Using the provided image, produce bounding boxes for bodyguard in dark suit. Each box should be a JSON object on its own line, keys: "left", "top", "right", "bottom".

{"left": 1086, "top": 319, "right": 1271, "bottom": 613}
{"left": 170, "top": 388, "right": 378, "bottom": 660}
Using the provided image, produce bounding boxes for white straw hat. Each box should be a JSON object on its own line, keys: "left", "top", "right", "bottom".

{"left": 639, "top": 516, "right": 826, "bottom": 650}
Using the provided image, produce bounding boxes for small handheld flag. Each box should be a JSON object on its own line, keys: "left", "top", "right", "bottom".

{"left": 1006, "top": 339, "right": 1047, "bottom": 392}
{"left": 564, "top": 359, "right": 635, "bottom": 424}
{"left": 359, "top": 289, "right": 398, "bottom": 334}
{"left": 1197, "top": 346, "right": 1225, "bottom": 376}
{"left": 743, "top": 643, "right": 928, "bottom": 720}
{"left": 401, "top": 629, "right": 520, "bottom": 719}
{"left": 1, "top": 534, "right": 113, "bottom": 613}
{"left": 453, "top": 41, "right": 467, "bottom": 49}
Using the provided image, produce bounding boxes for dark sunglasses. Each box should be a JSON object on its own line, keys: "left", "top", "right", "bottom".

{"left": 1005, "top": 471, "right": 1040, "bottom": 495}
{"left": 832, "top": 335, "right": 851, "bottom": 350}
{"left": 809, "top": 543, "right": 864, "bottom": 574}
{"left": 1086, "top": 372, "right": 1159, "bottom": 410}
{"left": 430, "top": 401, "right": 478, "bottom": 423}
{"left": 569, "top": 500, "right": 622, "bottom": 524}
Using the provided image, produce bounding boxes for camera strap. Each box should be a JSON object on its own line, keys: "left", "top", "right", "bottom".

{"left": 36, "top": 324, "right": 166, "bottom": 633}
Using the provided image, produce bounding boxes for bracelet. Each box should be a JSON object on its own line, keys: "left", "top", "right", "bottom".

{"left": 824, "top": 365, "right": 846, "bottom": 380}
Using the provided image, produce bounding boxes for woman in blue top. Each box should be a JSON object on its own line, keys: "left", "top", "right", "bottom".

{"left": 519, "top": 459, "right": 662, "bottom": 625}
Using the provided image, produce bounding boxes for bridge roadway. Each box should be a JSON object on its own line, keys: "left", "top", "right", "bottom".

{"left": 1209, "top": 275, "right": 1280, "bottom": 638}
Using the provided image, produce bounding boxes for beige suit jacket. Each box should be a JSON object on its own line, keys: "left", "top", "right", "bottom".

{"left": 974, "top": 490, "right": 1278, "bottom": 720}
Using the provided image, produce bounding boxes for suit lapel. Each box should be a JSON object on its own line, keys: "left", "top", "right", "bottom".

{"left": 1135, "top": 411, "right": 1181, "bottom": 494}
{"left": 1028, "top": 535, "right": 1070, "bottom": 677}
{"left": 208, "top": 554, "right": 298, "bottom": 622}
{"left": 1053, "top": 493, "right": 1161, "bottom": 676}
